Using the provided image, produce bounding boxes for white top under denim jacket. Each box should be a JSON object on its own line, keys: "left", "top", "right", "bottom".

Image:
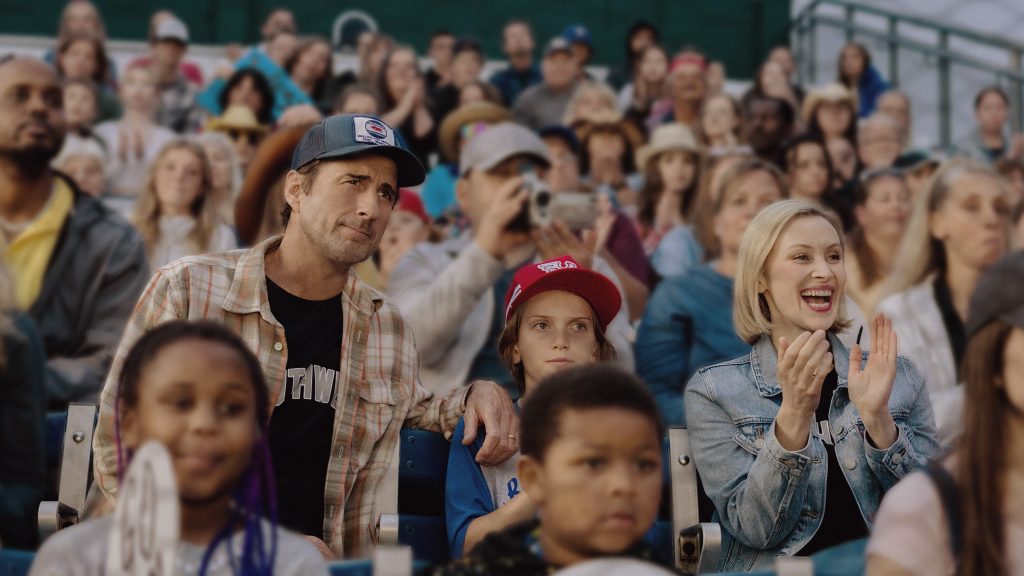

{"left": 683, "top": 332, "right": 940, "bottom": 573}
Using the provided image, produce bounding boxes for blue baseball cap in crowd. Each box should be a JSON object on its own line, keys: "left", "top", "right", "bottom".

{"left": 290, "top": 114, "right": 426, "bottom": 187}
{"left": 562, "top": 24, "right": 593, "bottom": 50}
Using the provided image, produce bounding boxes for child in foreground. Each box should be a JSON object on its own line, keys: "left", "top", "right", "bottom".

{"left": 437, "top": 363, "right": 665, "bottom": 575}
{"left": 30, "top": 321, "right": 328, "bottom": 575}
{"left": 445, "top": 255, "right": 620, "bottom": 557}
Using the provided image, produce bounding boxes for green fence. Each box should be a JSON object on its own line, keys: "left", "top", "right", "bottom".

{"left": 0, "top": 0, "right": 790, "bottom": 78}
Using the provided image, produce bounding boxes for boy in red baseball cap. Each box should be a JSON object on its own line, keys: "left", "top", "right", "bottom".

{"left": 445, "top": 255, "right": 621, "bottom": 558}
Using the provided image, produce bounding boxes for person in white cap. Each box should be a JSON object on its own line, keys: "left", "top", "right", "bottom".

{"left": 149, "top": 17, "right": 202, "bottom": 134}
{"left": 388, "top": 122, "right": 635, "bottom": 399}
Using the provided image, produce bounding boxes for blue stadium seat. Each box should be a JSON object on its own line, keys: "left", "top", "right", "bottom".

{"left": 0, "top": 550, "right": 33, "bottom": 576}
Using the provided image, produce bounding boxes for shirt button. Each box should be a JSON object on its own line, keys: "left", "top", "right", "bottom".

{"left": 892, "top": 453, "right": 903, "bottom": 465}
{"left": 845, "top": 458, "right": 857, "bottom": 470}
{"left": 274, "top": 342, "right": 283, "bottom": 351}
{"left": 836, "top": 424, "right": 845, "bottom": 436}
{"left": 754, "top": 438, "right": 765, "bottom": 450}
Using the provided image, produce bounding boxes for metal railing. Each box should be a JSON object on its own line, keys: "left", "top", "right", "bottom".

{"left": 792, "top": 0, "right": 1024, "bottom": 148}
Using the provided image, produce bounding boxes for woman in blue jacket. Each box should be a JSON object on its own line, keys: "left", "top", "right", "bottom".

{"left": 837, "top": 42, "right": 889, "bottom": 118}
{"left": 684, "top": 199, "right": 939, "bottom": 571}
{"left": 636, "top": 158, "right": 785, "bottom": 425}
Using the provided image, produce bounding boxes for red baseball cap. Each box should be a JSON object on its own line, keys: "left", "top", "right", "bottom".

{"left": 396, "top": 190, "right": 429, "bottom": 224}
{"left": 504, "top": 255, "right": 621, "bottom": 329}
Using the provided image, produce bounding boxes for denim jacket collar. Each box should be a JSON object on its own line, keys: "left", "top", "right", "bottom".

{"left": 750, "top": 331, "right": 851, "bottom": 398}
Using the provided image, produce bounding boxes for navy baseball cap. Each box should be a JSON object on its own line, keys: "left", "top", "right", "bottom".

{"left": 290, "top": 114, "right": 426, "bottom": 187}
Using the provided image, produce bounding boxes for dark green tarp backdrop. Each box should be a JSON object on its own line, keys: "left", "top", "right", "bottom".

{"left": 0, "top": 0, "right": 791, "bottom": 78}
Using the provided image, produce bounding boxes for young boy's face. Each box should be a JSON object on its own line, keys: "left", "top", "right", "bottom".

{"left": 519, "top": 406, "right": 662, "bottom": 567}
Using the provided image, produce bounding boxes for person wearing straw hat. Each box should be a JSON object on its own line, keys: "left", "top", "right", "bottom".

{"left": 804, "top": 83, "right": 858, "bottom": 145}
{"left": 206, "top": 104, "right": 270, "bottom": 174}
{"left": 634, "top": 123, "right": 704, "bottom": 278}
{"left": 421, "top": 101, "right": 513, "bottom": 220}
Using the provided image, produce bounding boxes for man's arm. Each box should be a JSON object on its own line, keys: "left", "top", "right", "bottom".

{"left": 43, "top": 229, "right": 149, "bottom": 406}
{"left": 92, "top": 268, "right": 190, "bottom": 501}
{"left": 388, "top": 242, "right": 506, "bottom": 366}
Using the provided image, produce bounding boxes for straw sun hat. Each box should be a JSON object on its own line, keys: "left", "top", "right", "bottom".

{"left": 634, "top": 123, "right": 699, "bottom": 169}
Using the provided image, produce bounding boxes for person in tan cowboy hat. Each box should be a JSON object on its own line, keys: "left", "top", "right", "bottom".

{"left": 804, "top": 82, "right": 858, "bottom": 144}
{"left": 206, "top": 104, "right": 270, "bottom": 173}
{"left": 634, "top": 123, "right": 704, "bottom": 278}
{"left": 422, "top": 101, "right": 513, "bottom": 219}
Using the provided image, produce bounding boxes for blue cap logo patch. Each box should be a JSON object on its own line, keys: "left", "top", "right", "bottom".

{"left": 354, "top": 116, "right": 395, "bottom": 146}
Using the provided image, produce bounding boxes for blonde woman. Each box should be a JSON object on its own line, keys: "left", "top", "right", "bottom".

{"left": 684, "top": 199, "right": 938, "bottom": 571}
{"left": 195, "top": 132, "right": 243, "bottom": 227}
{"left": 562, "top": 80, "right": 619, "bottom": 128}
{"left": 877, "top": 158, "right": 1012, "bottom": 444}
{"left": 93, "top": 64, "right": 175, "bottom": 211}
{"left": 134, "top": 139, "right": 236, "bottom": 271}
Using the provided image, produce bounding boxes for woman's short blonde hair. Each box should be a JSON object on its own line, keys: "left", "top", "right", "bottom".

{"left": 734, "top": 199, "right": 850, "bottom": 343}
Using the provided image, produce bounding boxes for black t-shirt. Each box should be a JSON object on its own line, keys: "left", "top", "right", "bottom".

{"left": 266, "top": 277, "right": 343, "bottom": 538}
{"left": 799, "top": 370, "right": 868, "bottom": 556}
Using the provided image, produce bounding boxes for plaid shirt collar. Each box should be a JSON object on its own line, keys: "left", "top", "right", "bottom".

{"left": 222, "top": 235, "right": 384, "bottom": 319}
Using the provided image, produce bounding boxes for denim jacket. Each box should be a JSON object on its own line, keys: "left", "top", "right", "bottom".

{"left": 683, "top": 332, "right": 939, "bottom": 572}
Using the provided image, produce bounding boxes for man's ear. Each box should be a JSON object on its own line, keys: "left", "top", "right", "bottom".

{"left": 283, "top": 170, "right": 305, "bottom": 216}
{"left": 517, "top": 454, "right": 545, "bottom": 504}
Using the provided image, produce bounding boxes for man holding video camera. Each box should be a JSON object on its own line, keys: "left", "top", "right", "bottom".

{"left": 388, "top": 122, "right": 634, "bottom": 398}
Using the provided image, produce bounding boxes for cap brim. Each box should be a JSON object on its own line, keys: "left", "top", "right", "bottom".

{"left": 512, "top": 267, "right": 621, "bottom": 328}
{"left": 312, "top": 143, "right": 426, "bottom": 187}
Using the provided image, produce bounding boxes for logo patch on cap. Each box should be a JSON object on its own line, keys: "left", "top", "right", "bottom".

{"left": 537, "top": 260, "right": 578, "bottom": 274}
{"left": 354, "top": 117, "right": 396, "bottom": 146}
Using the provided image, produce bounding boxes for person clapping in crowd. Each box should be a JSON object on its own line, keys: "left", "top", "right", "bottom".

{"left": 685, "top": 200, "right": 938, "bottom": 571}
{"left": 618, "top": 44, "right": 670, "bottom": 132}
{"left": 378, "top": 46, "right": 437, "bottom": 165}
{"left": 94, "top": 63, "right": 176, "bottom": 208}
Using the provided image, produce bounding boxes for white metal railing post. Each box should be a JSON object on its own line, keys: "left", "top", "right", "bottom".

{"left": 938, "top": 30, "right": 952, "bottom": 148}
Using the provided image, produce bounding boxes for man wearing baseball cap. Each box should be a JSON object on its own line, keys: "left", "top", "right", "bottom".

{"left": 389, "top": 121, "right": 635, "bottom": 398}
{"left": 92, "top": 114, "right": 519, "bottom": 559}
{"left": 148, "top": 16, "right": 203, "bottom": 133}
{"left": 513, "top": 37, "right": 581, "bottom": 130}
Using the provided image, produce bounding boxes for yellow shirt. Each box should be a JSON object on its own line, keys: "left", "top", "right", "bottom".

{"left": 4, "top": 179, "right": 74, "bottom": 309}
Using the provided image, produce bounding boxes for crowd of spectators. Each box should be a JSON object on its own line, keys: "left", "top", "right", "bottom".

{"left": 2, "top": 2, "right": 1024, "bottom": 574}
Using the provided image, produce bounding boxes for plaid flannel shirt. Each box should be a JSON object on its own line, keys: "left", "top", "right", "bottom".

{"left": 157, "top": 76, "right": 204, "bottom": 134}
{"left": 92, "top": 236, "right": 470, "bottom": 557}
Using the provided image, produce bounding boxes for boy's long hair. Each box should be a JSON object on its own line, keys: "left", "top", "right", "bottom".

{"left": 114, "top": 320, "right": 278, "bottom": 576}
{"left": 954, "top": 319, "right": 1015, "bottom": 576}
